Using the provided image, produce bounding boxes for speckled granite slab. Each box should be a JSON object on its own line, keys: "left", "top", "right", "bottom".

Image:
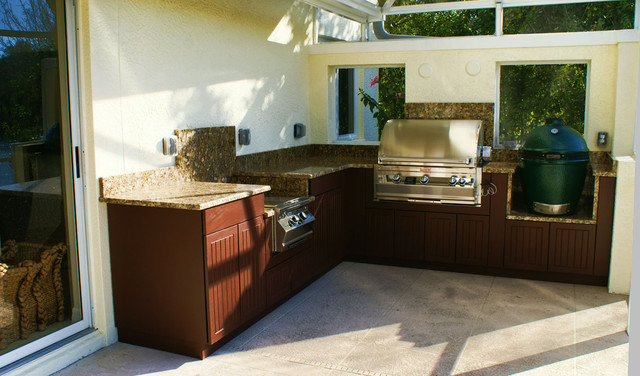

{"left": 100, "top": 166, "right": 270, "bottom": 210}
{"left": 235, "top": 145, "right": 377, "bottom": 196}
{"left": 405, "top": 102, "right": 494, "bottom": 147}
{"left": 101, "top": 180, "right": 270, "bottom": 210}
{"left": 100, "top": 166, "right": 189, "bottom": 198}
{"left": 175, "top": 126, "right": 236, "bottom": 182}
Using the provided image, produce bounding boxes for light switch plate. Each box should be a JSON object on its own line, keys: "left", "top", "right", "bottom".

{"left": 238, "top": 128, "right": 251, "bottom": 145}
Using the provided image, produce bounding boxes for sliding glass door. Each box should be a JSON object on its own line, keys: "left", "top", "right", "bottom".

{"left": 0, "top": 0, "right": 89, "bottom": 366}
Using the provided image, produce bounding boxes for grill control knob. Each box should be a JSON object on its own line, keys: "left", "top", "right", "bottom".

{"left": 292, "top": 215, "right": 300, "bottom": 223}
{"left": 420, "top": 175, "right": 430, "bottom": 185}
{"left": 458, "top": 177, "right": 467, "bottom": 187}
{"left": 299, "top": 212, "right": 307, "bottom": 220}
{"left": 288, "top": 219, "right": 295, "bottom": 227}
{"left": 392, "top": 174, "right": 402, "bottom": 184}
{"left": 449, "top": 176, "right": 459, "bottom": 186}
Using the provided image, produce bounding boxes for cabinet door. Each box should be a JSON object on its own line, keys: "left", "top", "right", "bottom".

{"left": 326, "top": 188, "right": 346, "bottom": 267}
{"left": 395, "top": 210, "right": 425, "bottom": 261}
{"left": 205, "top": 226, "right": 241, "bottom": 344}
{"left": 291, "top": 243, "right": 315, "bottom": 291}
{"left": 238, "top": 217, "right": 267, "bottom": 322}
{"left": 425, "top": 212, "right": 456, "bottom": 263}
{"left": 456, "top": 215, "right": 490, "bottom": 266}
{"left": 549, "top": 223, "right": 595, "bottom": 275}
{"left": 362, "top": 209, "right": 394, "bottom": 258}
{"left": 504, "top": 220, "right": 549, "bottom": 272}
{"left": 311, "top": 193, "right": 330, "bottom": 275}
{"left": 265, "top": 260, "right": 291, "bottom": 308}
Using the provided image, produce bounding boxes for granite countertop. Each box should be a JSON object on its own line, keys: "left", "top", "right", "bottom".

{"left": 99, "top": 167, "right": 270, "bottom": 210}
{"left": 235, "top": 157, "right": 375, "bottom": 179}
{"left": 100, "top": 181, "right": 270, "bottom": 210}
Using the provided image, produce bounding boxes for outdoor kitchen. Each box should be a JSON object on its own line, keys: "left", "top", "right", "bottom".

{"left": 0, "top": 0, "right": 637, "bottom": 375}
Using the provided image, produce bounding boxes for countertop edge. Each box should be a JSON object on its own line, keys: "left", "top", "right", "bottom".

{"left": 100, "top": 184, "right": 271, "bottom": 210}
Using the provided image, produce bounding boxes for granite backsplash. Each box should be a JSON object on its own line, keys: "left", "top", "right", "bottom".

{"left": 174, "top": 126, "right": 236, "bottom": 182}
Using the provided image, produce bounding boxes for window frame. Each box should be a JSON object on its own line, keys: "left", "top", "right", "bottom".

{"left": 0, "top": 0, "right": 93, "bottom": 369}
{"left": 385, "top": 0, "right": 639, "bottom": 36}
{"left": 494, "top": 60, "right": 591, "bottom": 149}
{"left": 329, "top": 65, "right": 405, "bottom": 144}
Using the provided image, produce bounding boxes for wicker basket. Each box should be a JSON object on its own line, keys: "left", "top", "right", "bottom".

{"left": 0, "top": 263, "right": 28, "bottom": 349}
{"left": 0, "top": 241, "right": 67, "bottom": 347}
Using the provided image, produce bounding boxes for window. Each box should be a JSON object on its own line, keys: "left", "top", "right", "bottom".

{"left": 383, "top": 0, "right": 634, "bottom": 37}
{"left": 333, "top": 67, "right": 405, "bottom": 142}
{"left": 504, "top": 1, "right": 635, "bottom": 34}
{"left": 385, "top": 0, "right": 495, "bottom": 37}
{"left": 497, "top": 63, "right": 588, "bottom": 149}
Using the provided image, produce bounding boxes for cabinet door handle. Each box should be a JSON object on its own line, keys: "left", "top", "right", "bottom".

{"left": 75, "top": 146, "right": 81, "bottom": 178}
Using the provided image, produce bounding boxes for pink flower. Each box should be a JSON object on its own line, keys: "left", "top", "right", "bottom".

{"left": 370, "top": 75, "right": 379, "bottom": 87}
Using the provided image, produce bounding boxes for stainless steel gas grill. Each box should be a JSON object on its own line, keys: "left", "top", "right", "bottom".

{"left": 264, "top": 196, "right": 315, "bottom": 253}
{"left": 374, "top": 119, "right": 483, "bottom": 206}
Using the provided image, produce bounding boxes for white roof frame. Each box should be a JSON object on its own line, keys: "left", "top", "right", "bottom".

{"left": 304, "top": 0, "right": 631, "bottom": 22}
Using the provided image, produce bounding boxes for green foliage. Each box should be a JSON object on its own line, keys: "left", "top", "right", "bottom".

{"left": 0, "top": 41, "right": 55, "bottom": 142}
{"left": 359, "top": 67, "right": 405, "bottom": 139}
{"left": 386, "top": 0, "right": 634, "bottom": 36}
{"left": 499, "top": 64, "right": 587, "bottom": 145}
{"left": 382, "top": 1, "right": 629, "bottom": 147}
{"left": 504, "top": 1, "right": 635, "bottom": 34}
{"left": 386, "top": 7, "right": 494, "bottom": 37}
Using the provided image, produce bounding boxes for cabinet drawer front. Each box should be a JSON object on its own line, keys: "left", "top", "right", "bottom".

{"left": 203, "top": 195, "right": 264, "bottom": 235}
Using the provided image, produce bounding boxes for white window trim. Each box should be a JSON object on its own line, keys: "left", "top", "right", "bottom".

{"left": 335, "top": 68, "right": 360, "bottom": 141}
{"left": 494, "top": 60, "right": 590, "bottom": 149}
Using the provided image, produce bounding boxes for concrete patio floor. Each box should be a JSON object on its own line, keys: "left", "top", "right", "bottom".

{"left": 53, "top": 262, "right": 629, "bottom": 376}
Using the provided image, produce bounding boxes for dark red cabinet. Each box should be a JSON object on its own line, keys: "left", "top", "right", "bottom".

{"left": 424, "top": 212, "right": 456, "bottom": 263}
{"left": 456, "top": 215, "right": 490, "bottom": 266}
{"left": 395, "top": 210, "right": 426, "bottom": 261}
{"left": 108, "top": 195, "right": 266, "bottom": 359}
{"left": 548, "top": 223, "right": 596, "bottom": 275}
{"left": 504, "top": 220, "right": 549, "bottom": 272}
{"left": 205, "top": 226, "right": 242, "bottom": 343}
{"left": 363, "top": 209, "right": 395, "bottom": 258}
{"left": 238, "top": 218, "right": 267, "bottom": 322}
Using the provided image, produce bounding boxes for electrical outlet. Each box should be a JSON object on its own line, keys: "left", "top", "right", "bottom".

{"left": 163, "top": 136, "right": 178, "bottom": 156}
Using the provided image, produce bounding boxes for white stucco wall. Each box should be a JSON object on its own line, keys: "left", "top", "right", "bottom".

{"left": 308, "top": 34, "right": 639, "bottom": 293}
{"left": 90, "top": 0, "right": 313, "bottom": 178}
{"left": 73, "top": 0, "right": 314, "bottom": 363}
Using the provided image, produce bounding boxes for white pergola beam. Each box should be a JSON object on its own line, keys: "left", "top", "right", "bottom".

{"left": 386, "top": 0, "right": 626, "bottom": 15}
{"left": 386, "top": 0, "right": 496, "bottom": 15}
{"left": 503, "top": 0, "right": 624, "bottom": 7}
{"left": 303, "top": 0, "right": 383, "bottom": 22}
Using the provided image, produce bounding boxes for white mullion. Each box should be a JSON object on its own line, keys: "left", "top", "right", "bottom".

{"left": 382, "top": 0, "right": 397, "bottom": 13}
{"left": 636, "top": 0, "right": 640, "bottom": 29}
{"left": 386, "top": 0, "right": 496, "bottom": 15}
{"left": 496, "top": 0, "right": 504, "bottom": 36}
{"left": 502, "top": 0, "right": 625, "bottom": 8}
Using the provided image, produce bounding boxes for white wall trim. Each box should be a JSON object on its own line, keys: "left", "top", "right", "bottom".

{"left": 4, "top": 331, "right": 107, "bottom": 376}
{"left": 308, "top": 29, "right": 640, "bottom": 54}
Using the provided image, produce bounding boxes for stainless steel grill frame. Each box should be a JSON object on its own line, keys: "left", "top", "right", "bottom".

{"left": 374, "top": 119, "right": 483, "bottom": 206}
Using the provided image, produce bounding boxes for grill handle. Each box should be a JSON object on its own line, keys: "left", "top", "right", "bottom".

{"left": 378, "top": 156, "right": 474, "bottom": 166}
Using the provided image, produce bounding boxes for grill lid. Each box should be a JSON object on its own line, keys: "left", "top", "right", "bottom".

{"left": 521, "top": 118, "right": 589, "bottom": 159}
{"left": 378, "top": 119, "right": 482, "bottom": 166}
